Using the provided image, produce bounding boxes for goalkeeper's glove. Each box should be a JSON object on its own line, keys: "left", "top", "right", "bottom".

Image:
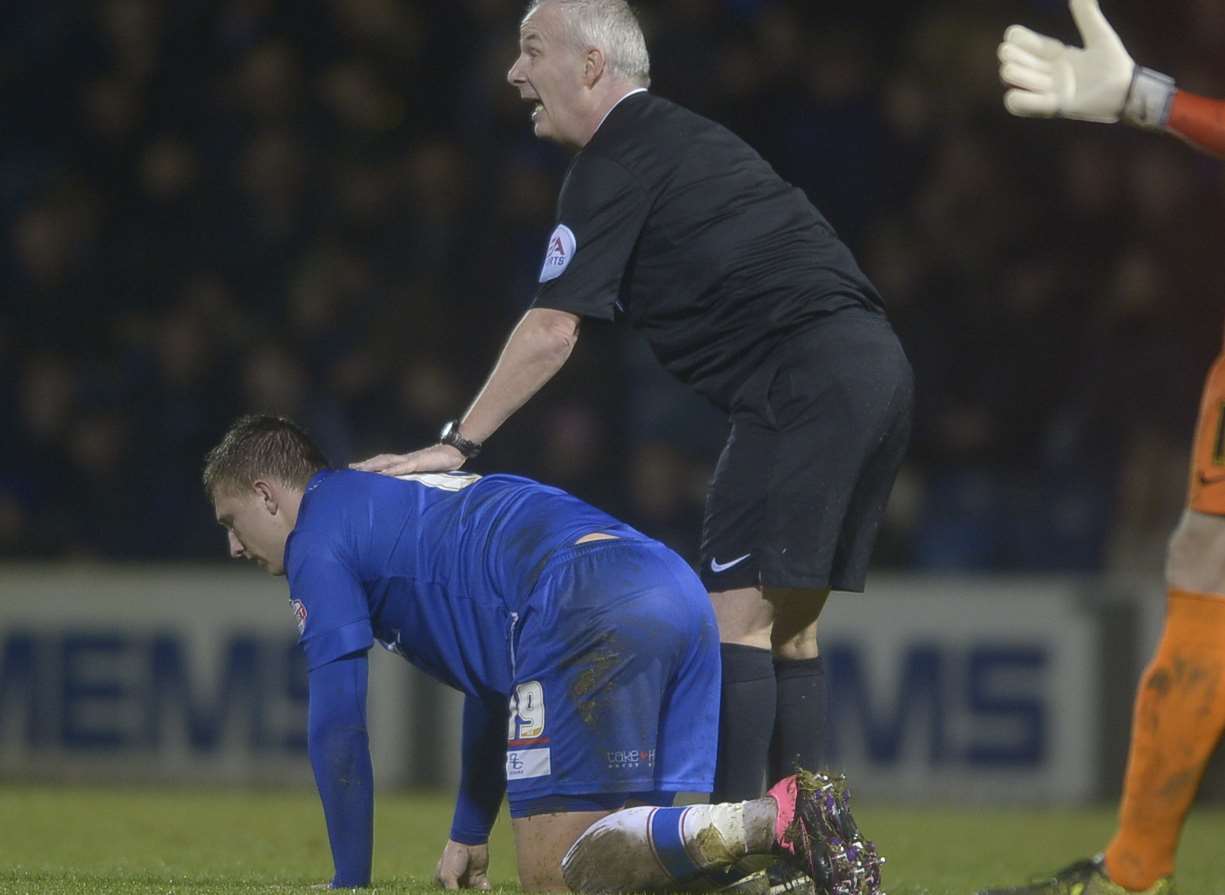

{"left": 997, "top": 0, "right": 1174, "bottom": 129}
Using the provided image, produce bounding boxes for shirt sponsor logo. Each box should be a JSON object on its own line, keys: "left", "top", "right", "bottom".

{"left": 538, "top": 224, "right": 576, "bottom": 283}
{"left": 290, "top": 599, "right": 308, "bottom": 635}
{"left": 607, "top": 748, "right": 655, "bottom": 770}
{"left": 507, "top": 747, "right": 551, "bottom": 780}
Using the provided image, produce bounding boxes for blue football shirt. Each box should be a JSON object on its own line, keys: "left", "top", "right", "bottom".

{"left": 284, "top": 469, "right": 643, "bottom": 696}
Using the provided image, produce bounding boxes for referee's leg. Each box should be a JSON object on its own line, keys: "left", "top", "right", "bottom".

{"left": 764, "top": 586, "right": 831, "bottom": 785}
{"left": 707, "top": 313, "right": 910, "bottom": 803}
{"left": 709, "top": 585, "right": 829, "bottom": 802}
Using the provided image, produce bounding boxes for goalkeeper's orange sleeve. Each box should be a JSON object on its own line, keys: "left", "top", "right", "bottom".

{"left": 1167, "top": 91, "right": 1225, "bottom": 159}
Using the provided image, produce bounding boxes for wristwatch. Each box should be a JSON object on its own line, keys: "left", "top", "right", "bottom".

{"left": 439, "top": 419, "right": 482, "bottom": 459}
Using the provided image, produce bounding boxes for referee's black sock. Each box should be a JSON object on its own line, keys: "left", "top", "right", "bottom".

{"left": 712, "top": 643, "right": 776, "bottom": 803}
{"left": 768, "top": 655, "right": 827, "bottom": 782}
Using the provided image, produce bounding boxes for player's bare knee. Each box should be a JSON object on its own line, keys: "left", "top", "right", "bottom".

{"left": 519, "top": 865, "right": 569, "bottom": 892}
{"left": 1166, "top": 510, "right": 1225, "bottom": 595}
{"left": 515, "top": 812, "right": 607, "bottom": 892}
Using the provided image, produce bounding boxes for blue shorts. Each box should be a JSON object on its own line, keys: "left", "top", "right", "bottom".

{"left": 504, "top": 538, "right": 720, "bottom": 813}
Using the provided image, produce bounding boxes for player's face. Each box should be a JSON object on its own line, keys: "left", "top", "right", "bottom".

{"left": 213, "top": 486, "right": 290, "bottom": 576}
{"left": 507, "top": 5, "right": 590, "bottom": 147}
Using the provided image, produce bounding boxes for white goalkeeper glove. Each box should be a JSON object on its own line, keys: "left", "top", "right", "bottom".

{"left": 997, "top": 0, "right": 1174, "bottom": 129}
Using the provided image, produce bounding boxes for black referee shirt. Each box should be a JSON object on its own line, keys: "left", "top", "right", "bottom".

{"left": 531, "top": 90, "right": 885, "bottom": 412}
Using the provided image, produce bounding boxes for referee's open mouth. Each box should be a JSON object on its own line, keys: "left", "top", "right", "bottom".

{"left": 520, "top": 92, "right": 543, "bottom": 120}
{"left": 515, "top": 85, "right": 551, "bottom": 138}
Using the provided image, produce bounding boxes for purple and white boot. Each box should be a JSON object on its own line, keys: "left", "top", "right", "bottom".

{"left": 767, "top": 770, "right": 884, "bottom": 895}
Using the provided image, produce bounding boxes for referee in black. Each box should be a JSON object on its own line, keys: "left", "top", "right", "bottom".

{"left": 355, "top": 0, "right": 913, "bottom": 806}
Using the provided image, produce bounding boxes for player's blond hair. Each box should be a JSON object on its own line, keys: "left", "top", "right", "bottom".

{"left": 525, "top": 0, "right": 651, "bottom": 87}
{"left": 203, "top": 414, "right": 329, "bottom": 501}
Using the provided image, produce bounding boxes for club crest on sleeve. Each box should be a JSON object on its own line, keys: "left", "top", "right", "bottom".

{"left": 538, "top": 224, "right": 576, "bottom": 283}
{"left": 290, "top": 599, "right": 308, "bottom": 635}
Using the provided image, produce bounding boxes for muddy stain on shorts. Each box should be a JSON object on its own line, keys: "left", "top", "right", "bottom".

{"left": 565, "top": 646, "right": 617, "bottom": 729}
{"left": 563, "top": 633, "right": 622, "bottom": 727}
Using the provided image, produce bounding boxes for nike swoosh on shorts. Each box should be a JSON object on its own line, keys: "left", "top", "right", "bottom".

{"left": 710, "top": 553, "right": 752, "bottom": 573}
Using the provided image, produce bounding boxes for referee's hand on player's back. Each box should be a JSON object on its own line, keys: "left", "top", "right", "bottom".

{"left": 351, "top": 443, "right": 465, "bottom": 477}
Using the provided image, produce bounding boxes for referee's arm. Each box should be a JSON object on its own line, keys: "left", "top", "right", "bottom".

{"left": 461, "top": 306, "right": 581, "bottom": 443}
{"left": 352, "top": 307, "right": 580, "bottom": 476}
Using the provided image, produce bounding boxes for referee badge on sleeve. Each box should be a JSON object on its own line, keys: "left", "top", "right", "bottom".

{"left": 539, "top": 224, "right": 576, "bottom": 283}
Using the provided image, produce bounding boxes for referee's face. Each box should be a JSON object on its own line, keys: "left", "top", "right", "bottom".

{"left": 508, "top": 4, "right": 590, "bottom": 147}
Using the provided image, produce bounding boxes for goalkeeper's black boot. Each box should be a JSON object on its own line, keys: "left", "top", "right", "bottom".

{"left": 976, "top": 855, "right": 1174, "bottom": 895}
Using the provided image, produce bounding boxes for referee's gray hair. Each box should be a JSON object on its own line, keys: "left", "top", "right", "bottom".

{"left": 524, "top": 0, "right": 651, "bottom": 87}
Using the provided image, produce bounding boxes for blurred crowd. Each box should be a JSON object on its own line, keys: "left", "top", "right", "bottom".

{"left": 2, "top": 0, "right": 1224, "bottom": 571}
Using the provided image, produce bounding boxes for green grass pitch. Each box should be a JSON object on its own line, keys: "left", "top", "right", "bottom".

{"left": 3, "top": 786, "right": 1225, "bottom": 894}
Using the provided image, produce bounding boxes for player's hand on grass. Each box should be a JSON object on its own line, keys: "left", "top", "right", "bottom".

{"left": 350, "top": 444, "right": 466, "bottom": 477}
{"left": 435, "top": 839, "right": 491, "bottom": 890}
{"left": 998, "top": 0, "right": 1175, "bottom": 130}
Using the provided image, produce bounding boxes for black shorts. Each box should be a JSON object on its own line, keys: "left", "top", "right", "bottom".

{"left": 699, "top": 308, "right": 913, "bottom": 593}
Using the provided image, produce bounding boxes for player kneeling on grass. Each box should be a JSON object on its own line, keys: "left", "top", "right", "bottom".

{"left": 202, "top": 414, "right": 881, "bottom": 893}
